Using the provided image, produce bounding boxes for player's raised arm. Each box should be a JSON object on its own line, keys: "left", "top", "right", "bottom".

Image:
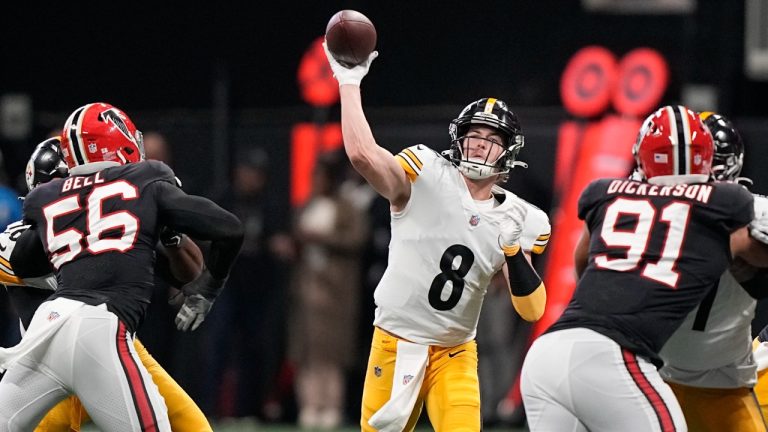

{"left": 324, "top": 44, "right": 411, "bottom": 210}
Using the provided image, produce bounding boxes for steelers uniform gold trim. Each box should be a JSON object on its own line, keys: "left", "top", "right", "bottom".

{"left": 531, "top": 232, "right": 551, "bottom": 255}
{"left": 395, "top": 148, "right": 424, "bottom": 183}
{"left": 0, "top": 260, "right": 22, "bottom": 285}
{"left": 361, "top": 327, "right": 481, "bottom": 432}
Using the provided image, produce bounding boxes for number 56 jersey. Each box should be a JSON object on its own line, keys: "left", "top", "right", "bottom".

{"left": 550, "top": 178, "right": 753, "bottom": 364}
{"left": 373, "top": 145, "right": 550, "bottom": 347}
{"left": 22, "top": 160, "right": 178, "bottom": 332}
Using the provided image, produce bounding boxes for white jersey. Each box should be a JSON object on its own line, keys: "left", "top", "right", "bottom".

{"left": 0, "top": 220, "right": 56, "bottom": 290}
{"left": 372, "top": 145, "right": 550, "bottom": 347}
{"left": 659, "top": 193, "right": 768, "bottom": 388}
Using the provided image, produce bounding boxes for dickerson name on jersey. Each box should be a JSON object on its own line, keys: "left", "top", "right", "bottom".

{"left": 606, "top": 180, "right": 713, "bottom": 204}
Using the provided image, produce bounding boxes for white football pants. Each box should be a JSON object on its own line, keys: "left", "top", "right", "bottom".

{"left": 521, "top": 327, "right": 687, "bottom": 432}
{"left": 0, "top": 300, "right": 170, "bottom": 431}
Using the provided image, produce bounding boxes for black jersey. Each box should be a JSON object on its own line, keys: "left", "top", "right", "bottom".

{"left": 22, "top": 160, "right": 176, "bottom": 332}
{"left": 549, "top": 178, "right": 754, "bottom": 364}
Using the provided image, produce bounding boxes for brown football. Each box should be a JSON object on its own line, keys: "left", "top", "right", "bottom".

{"left": 325, "top": 10, "right": 377, "bottom": 67}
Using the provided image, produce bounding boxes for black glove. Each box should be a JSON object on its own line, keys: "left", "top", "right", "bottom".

{"left": 159, "top": 226, "right": 183, "bottom": 248}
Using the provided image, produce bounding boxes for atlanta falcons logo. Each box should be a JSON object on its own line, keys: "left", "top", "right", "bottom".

{"left": 99, "top": 108, "right": 136, "bottom": 144}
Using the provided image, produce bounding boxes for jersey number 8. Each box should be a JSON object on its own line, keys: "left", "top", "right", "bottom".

{"left": 429, "top": 244, "right": 475, "bottom": 311}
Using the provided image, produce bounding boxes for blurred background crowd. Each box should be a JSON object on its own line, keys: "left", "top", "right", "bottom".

{"left": 3, "top": 0, "right": 768, "bottom": 429}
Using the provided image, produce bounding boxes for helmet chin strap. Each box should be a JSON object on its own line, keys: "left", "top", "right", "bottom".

{"left": 458, "top": 161, "right": 499, "bottom": 180}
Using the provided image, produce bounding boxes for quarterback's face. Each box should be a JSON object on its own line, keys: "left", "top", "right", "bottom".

{"left": 462, "top": 126, "right": 506, "bottom": 163}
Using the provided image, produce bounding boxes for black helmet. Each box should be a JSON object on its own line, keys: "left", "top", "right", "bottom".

{"left": 447, "top": 98, "right": 526, "bottom": 179}
{"left": 25, "top": 137, "right": 69, "bottom": 191}
{"left": 700, "top": 112, "right": 744, "bottom": 181}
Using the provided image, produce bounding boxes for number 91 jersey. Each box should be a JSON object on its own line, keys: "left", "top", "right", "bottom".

{"left": 373, "top": 145, "right": 551, "bottom": 347}
{"left": 550, "top": 178, "right": 753, "bottom": 363}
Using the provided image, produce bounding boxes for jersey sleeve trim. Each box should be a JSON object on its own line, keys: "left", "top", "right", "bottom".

{"left": 531, "top": 232, "right": 551, "bottom": 254}
{"left": 0, "top": 256, "right": 15, "bottom": 275}
{"left": 395, "top": 154, "right": 419, "bottom": 183}
{"left": 0, "top": 255, "right": 22, "bottom": 285}
{"left": 395, "top": 148, "right": 424, "bottom": 182}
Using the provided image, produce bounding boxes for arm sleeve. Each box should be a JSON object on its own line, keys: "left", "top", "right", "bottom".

{"left": 503, "top": 245, "right": 546, "bottom": 322}
{"left": 153, "top": 180, "right": 244, "bottom": 280}
{"left": 10, "top": 228, "right": 52, "bottom": 279}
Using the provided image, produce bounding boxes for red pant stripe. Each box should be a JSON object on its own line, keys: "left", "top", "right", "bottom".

{"left": 622, "top": 348, "right": 676, "bottom": 432}
{"left": 116, "top": 321, "right": 158, "bottom": 431}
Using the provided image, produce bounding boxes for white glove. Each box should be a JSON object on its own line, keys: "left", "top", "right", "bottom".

{"left": 323, "top": 41, "right": 378, "bottom": 86}
{"left": 499, "top": 203, "right": 528, "bottom": 249}
{"left": 175, "top": 294, "right": 214, "bottom": 332}
{"left": 750, "top": 215, "right": 768, "bottom": 245}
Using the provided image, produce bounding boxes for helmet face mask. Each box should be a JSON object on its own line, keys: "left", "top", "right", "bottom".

{"left": 633, "top": 105, "right": 714, "bottom": 185}
{"left": 447, "top": 98, "right": 526, "bottom": 180}
{"left": 61, "top": 102, "right": 145, "bottom": 169}
{"left": 25, "top": 137, "right": 69, "bottom": 191}
{"left": 700, "top": 112, "right": 744, "bottom": 182}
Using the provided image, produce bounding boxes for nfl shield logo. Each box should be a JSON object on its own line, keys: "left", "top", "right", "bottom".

{"left": 469, "top": 215, "right": 480, "bottom": 226}
{"left": 403, "top": 374, "right": 414, "bottom": 385}
{"left": 88, "top": 143, "right": 97, "bottom": 153}
{"left": 374, "top": 366, "right": 382, "bottom": 377}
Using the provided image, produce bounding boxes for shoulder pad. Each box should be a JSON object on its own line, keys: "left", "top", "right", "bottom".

{"left": 144, "top": 160, "right": 177, "bottom": 184}
{"left": 395, "top": 145, "right": 441, "bottom": 182}
{"left": 514, "top": 197, "right": 551, "bottom": 254}
{"left": 577, "top": 179, "right": 611, "bottom": 220}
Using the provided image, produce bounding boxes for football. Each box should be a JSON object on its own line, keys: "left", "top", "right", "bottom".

{"left": 325, "top": 10, "right": 377, "bottom": 67}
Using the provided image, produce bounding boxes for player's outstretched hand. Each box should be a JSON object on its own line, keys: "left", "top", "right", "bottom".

{"left": 750, "top": 215, "right": 768, "bottom": 245}
{"left": 498, "top": 203, "right": 528, "bottom": 249}
{"left": 323, "top": 41, "right": 378, "bottom": 86}
{"left": 175, "top": 294, "right": 214, "bottom": 331}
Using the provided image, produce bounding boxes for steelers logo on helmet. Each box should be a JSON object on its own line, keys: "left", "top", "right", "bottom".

{"left": 25, "top": 137, "right": 68, "bottom": 192}
{"left": 699, "top": 111, "right": 745, "bottom": 182}
{"left": 447, "top": 97, "right": 527, "bottom": 180}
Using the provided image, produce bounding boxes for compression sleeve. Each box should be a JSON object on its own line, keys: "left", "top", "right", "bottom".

{"left": 503, "top": 244, "right": 546, "bottom": 322}
{"left": 10, "top": 228, "right": 53, "bottom": 279}
{"left": 152, "top": 181, "right": 244, "bottom": 280}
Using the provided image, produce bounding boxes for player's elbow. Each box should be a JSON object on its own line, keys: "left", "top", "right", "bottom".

{"left": 347, "top": 147, "right": 375, "bottom": 173}
{"left": 512, "top": 283, "right": 546, "bottom": 322}
{"left": 226, "top": 216, "right": 245, "bottom": 242}
{"left": 211, "top": 211, "right": 244, "bottom": 244}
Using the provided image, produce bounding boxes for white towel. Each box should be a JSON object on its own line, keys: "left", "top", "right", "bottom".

{"left": 755, "top": 341, "right": 768, "bottom": 372}
{"left": 0, "top": 297, "right": 84, "bottom": 372}
{"left": 368, "top": 340, "right": 429, "bottom": 432}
